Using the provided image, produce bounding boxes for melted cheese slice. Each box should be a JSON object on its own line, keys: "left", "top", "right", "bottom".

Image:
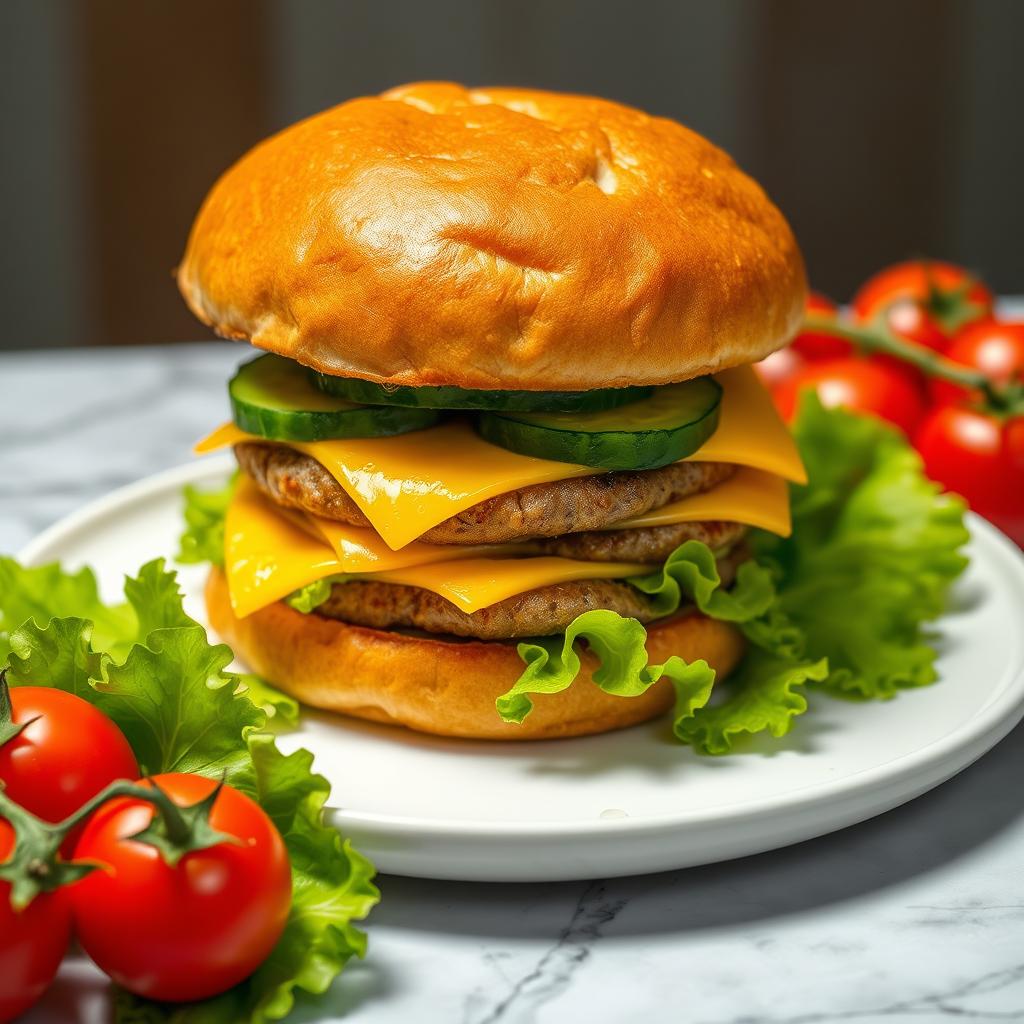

{"left": 614, "top": 466, "right": 792, "bottom": 536}
{"left": 225, "top": 478, "right": 652, "bottom": 618}
{"left": 368, "top": 557, "right": 653, "bottom": 613}
{"left": 690, "top": 367, "right": 806, "bottom": 484}
{"left": 290, "top": 505, "right": 522, "bottom": 567}
{"left": 198, "top": 419, "right": 595, "bottom": 550}
{"left": 200, "top": 365, "right": 804, "bottom": 550}
{"left": 226, "top": 478, "right": 345, "bottom": 618}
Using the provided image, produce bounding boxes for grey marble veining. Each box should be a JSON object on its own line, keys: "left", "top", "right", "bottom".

{"left": 3, "top": 340, "right": 1024, "bottom": 1024}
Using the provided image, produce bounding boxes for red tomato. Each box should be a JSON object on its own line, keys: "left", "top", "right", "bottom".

{"left": 915, "top": 406, "right": 1024, "bottom": 545}
{"left": 791, "top": 292, "right": 852, "bottom": 361}
{"left": 774, "top": 358, "right": 927, "bottom": 436}
{"left": 71, "top": 773, "right": 291, "bottom": 1003}
{"left": 930, "top": 319, "right": 1024, "bottom": 406}
{"left": 877, "top": 297, "right": 949, "bottom": 352}
{"left": 0, "top": 819, "right": 73, "bottom": 1022}
{"left": 754, "top": 346, "right": 805, "bottom": 389}
{"left": 0, "top": 688, "right": 138, "bottom": 841}
{"left": 852, "top": 259, "right": 994, "bottom": 349}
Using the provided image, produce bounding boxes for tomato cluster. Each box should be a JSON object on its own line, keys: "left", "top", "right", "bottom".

{"left": 757, "top": 260, "right": 1024, "bottom": 545}
{"left": 1, "top": 685, "right": 291, "bottom": 1019}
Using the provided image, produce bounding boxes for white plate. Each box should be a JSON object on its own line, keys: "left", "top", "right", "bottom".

{"left": 19, "top": 457, "right": 1024, "bottom": 882}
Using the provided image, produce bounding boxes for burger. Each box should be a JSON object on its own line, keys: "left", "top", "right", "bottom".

{"left": 178, "top": 82, "right": 807, "bottom": 741}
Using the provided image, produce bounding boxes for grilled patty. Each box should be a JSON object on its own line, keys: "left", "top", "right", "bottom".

{"left": 314, "top": 545, "right": 747, "bottom": 639}
{"left": 235, "top": 442, "right": 735, "bottom": 545}
{"left": 534, "top": 520, "right": 747, "bottom": 563}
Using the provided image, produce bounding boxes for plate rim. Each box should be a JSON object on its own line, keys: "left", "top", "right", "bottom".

{"left": 18, "top": 457, "right": 1024, "bottom": 844}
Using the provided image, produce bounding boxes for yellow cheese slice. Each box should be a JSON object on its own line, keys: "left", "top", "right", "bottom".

{"left": 225, "top": 477, "right": 344, "bottom": 618}
{"left": 293, "top": 506, "right": 524, "bottom": 567}
{"left": 614, "top": 466, "right": 792, "bottom": 536}
{"left": 305, "top": 420, "right": 600, "bottom": 551}
{"left": 225, "top": 479, "right": 652, "bottom": 618}
{"left": 195, "top": 421, "right": 247, "bottom": 454}
{"left": 195, "top": 419, "right": 592, "bottom": 551}
{"left": 691, "top": 367, "right": 807, "bottom": 484}
{"left": 367, "top": 556, "right": 654, "bottom": 613}
{"left": 200, "top": 365, "right": 804, "bottom": 550}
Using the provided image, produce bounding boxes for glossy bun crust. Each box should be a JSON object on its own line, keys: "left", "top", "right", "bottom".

{"left": 205, "top": 568, "right": 744, "bottom": 740}
{"left": 179, "top": 82, "right": 805, "bottom": 390}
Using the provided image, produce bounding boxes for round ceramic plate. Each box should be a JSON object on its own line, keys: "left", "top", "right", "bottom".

{"left": 19, "top": 457, "right": 1024, "bottom": 882}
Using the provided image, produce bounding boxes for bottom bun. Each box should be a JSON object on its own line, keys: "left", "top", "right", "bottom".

{"left": 205, "top": 568, "right": 745, "bottom": 741}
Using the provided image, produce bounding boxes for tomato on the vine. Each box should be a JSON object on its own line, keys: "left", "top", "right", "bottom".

{"left": 754, "top": 346, "right": 804, "bottom": 390}
{"left": 0, "top": 686, "right": 138, "bottom": 828}
{"left": 876, "top": 297, "right": 949, "bottom": 352}
{"left": 0, "top": 819, "right": 72, "bottom": 1022}
{"left": 773, "top": 358, "right": 927, "bottom": 436}
{"left": 791, "top": 292, "right": 851, "bottom": 361}
{"left": 852, "top": 259, "right": 994, "bottom": 347}
{"left": 71, "top": 773, "right": 292, "bottom": 1003}
{"left": 930, "top": 320, "right": 1024, "bottom": 406}
{"left": 915, "top": 406, "right": 1024, "bottom": 545}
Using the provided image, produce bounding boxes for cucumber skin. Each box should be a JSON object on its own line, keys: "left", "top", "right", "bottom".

{"left": 228, "top": 353, "right": 442, "bottom": 441}
{"left": 313, "top": 373, "right": 654, "bottom": 413}
{"left": 231, "top": 399, "right": 440, "bottom": 442}
{"left": 477, "top": 400, "right": 721, "bottom": 471}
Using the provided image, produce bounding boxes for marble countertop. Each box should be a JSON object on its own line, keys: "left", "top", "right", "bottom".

{"left": 5, "top": 342, "right": 1024, "bottom": 1024}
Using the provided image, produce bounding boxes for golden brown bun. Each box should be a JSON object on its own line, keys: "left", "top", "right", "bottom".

{"left": 179, "top": 82, "right": 806, "bottom": 390}
{"left": 206, "top": 567, "right": 744, "bottom": 740}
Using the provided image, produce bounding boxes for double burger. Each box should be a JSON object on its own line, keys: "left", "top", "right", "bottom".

{"left": 179, "top": 82, "right": 807, "bottom": 740}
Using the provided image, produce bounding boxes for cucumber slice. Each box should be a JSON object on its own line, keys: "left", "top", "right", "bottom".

{"left": 229, "top": 354, "right": 440, "bottom": 441}
{"left": 313, "top": 373, "right": 653, "bottom": 413}
{"left": 477, "top": 377, "right": 722, "bottom": 470}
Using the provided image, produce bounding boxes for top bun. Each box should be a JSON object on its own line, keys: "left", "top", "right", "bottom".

{"left": 178, "top": 82, "right": 806, "bottom": 391}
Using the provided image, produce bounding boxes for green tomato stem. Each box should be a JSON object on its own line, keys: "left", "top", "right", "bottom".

{"left": 802, "top": 315, "right": 1011, "bottom": 411}
{"left": 54, "top": 779, "right": 190, "bottom": 845}
{"left": 0, "top": 779, "right": 198, "bottom": 909}
{"left": 0, "top": 669, "right": 20, "bottom": 748}
{"left": 0, "top": 669, "right": 39, "bottom": 759}
{"left": 0, "top": 788, "right": 80, "bottom": 909}
{"left": 0, "top": 669, "right": 10, "bottom": 725}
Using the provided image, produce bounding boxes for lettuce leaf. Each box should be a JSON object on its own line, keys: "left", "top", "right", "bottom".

{"left": 675, "top": 654, "right": 828, "bottom": 754}
{"left": 500, "top": 610, "right": 717, "bottom": 724}
{"left": 0, "top": 557, "right": 135, "bottom": 659}
{"left": 122, "top": 558, "right": 196, "bottom": 641}
{"left": 627, "top": 540, "right": 776, "bottom": 620}
{"left": 98, "top": 627, "right": 266, "bottom": 778}
{"left": 284, "top": 577, "right": 337, "bottom": 614}
{"left": 755, "top": 396, "right": 970, "bottom": 699}
{"left": 236, "top": 674, "right": 300, "bottom": 726}
{"left": 500, "top": 399, "right": 969, "bottom": 752}
{"left": 500, "top": 546, "right": 776, "bottom": 724}
{"left": 178, "top": 476, "right": 236, "bottom": 568}
{"left": 230, "top": 737, "right": 378, "bottom": 1021}
{"left": 1, "top": 558, "right": 378, "bottom": 1022}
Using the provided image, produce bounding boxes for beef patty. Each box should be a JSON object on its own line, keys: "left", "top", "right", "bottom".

{"left": 535, "top": 520, "right": 747, "bottom": 563}
{"left": 314, "top": 545, "right": 748, "bottom": 639}
{"left": 235, "top": 442, "right": 736, "bottom": 545}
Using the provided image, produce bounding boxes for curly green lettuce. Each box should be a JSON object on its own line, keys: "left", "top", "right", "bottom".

{"left": 178, "top": 475, "right": 236, "bottom": 568}
{"left": 497, "top": 544, "right": 778, "bottom": 723}
{"left": 1, "top": 558, "right": 378, "bottom": 1023}
{"left": 755, "top": 396, "right": 969, "bottom": 699}
{"left": 284, "top": 576, "right": 339, "bottom": 614}
{"left": 499, "top": 398, "right": 968, "bottom": 753}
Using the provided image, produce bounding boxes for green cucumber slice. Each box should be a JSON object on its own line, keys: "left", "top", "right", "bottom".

{"left": 477, "top": 377, "right": 722, "bottom": 470}
{"left": 313, "top": 373, "right": 653, "bottom": 413}
{"left": 229, "top": 354, "right": 440, "bottom": 441}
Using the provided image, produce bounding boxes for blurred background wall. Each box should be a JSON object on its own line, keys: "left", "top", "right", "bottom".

{"left": 1, "top": 0, "right": 1021, "bottom": 350}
